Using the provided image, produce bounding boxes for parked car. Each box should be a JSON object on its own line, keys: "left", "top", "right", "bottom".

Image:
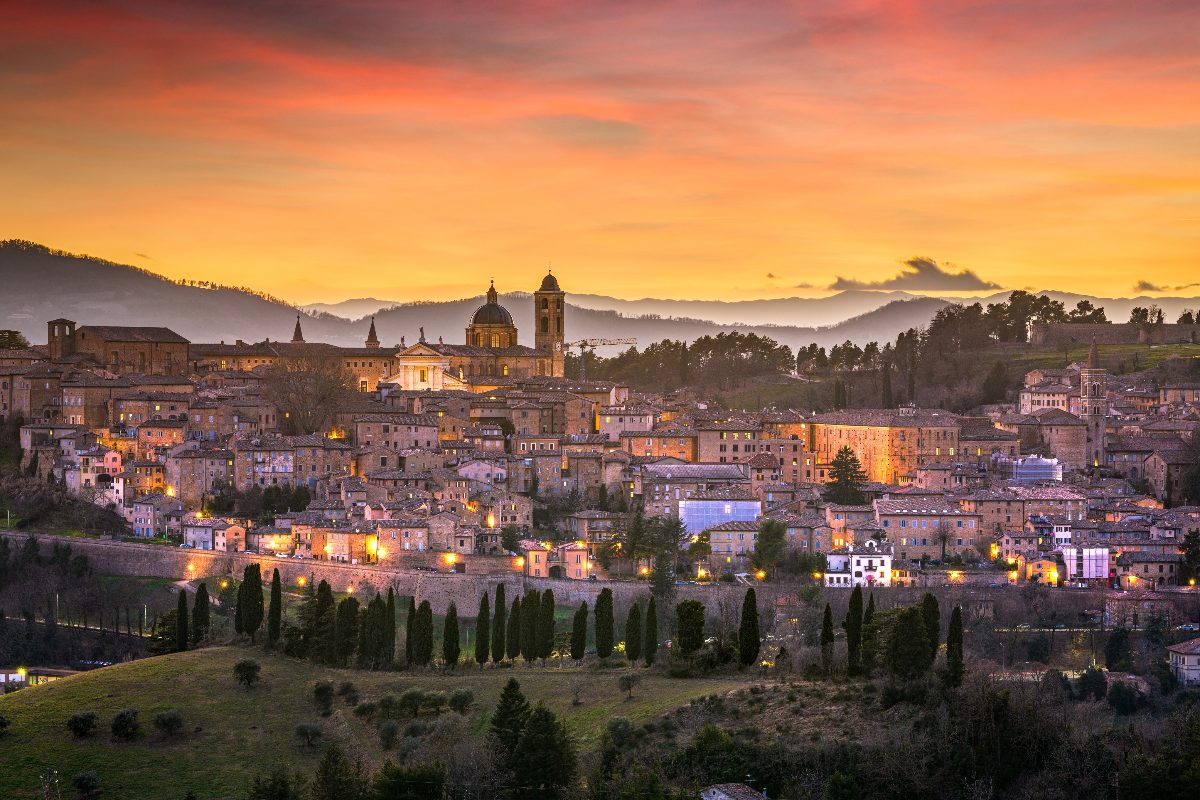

{"left": 178, "top": 543, "right": 192, "bottom": 549}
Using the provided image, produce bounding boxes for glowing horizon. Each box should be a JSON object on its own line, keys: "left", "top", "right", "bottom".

{"left": 2, "top": 1, "right": 1197, "bottom": 304}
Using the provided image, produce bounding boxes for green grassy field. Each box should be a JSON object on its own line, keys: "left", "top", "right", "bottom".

{"left": 0, "top": 646, "right": 750, "bottom": 800}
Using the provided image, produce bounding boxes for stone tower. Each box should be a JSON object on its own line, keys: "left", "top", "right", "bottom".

{"left": 1081, "top": 338, "right": 1107, "bottom": 469}
{"left": 365, "top": 316, "right": 379, "bottom": 348}
{"left": 534, "top": 270, "right": 565, "bottom": 377}
{"left": 291, "top": 314, "right": 305, "bottom": 344}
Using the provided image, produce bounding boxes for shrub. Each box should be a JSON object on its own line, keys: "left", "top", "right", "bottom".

{"left": 313, "top": 681, "right": 334, "bottom": 716}
{"left": 336, "top": 681, "right": 359, "bottom": 706}
{"left": 448, "top": 689, "right": 474, "bottom": 714}
{"left": 421, "top": 691, "right": 447, "bottom": 714}
{"left": 0, "top": 715, "right": 9, "bottom": 736}
{"left": 353, "top": 701, "right": 378, "bottom": 720}
{"left": 153, "top": 710, "right": 184, "bottom": 738}
{"left": 379, "top": 720, "right": 400, "bottom": 750}
{"left": 378, "top": 694, "right": 400, "bottom": 719}
{"left": 399, "top": 688, "right": 425, "bottom": 716}
{"left": 618, "top": 672, "right": 642, "bottom": 699}
{"left": 67, "top": 712, "right": 97, "bottom": 739}
{"left": 1076, "top": 666, "right": 1108, "bottom": 701}
{"left": 111, "top": 708, "right": 139, "bottom": 740}
{"left": 233, "top": 659, "right": 261, "bottom": 688}
{"left": 72, "top": 772, "right": 101, "bottom": 800}
{"left": 1108, "top": 682, "right": 1145, "bottom": 715}
{"left": 294, "top": 722, "right": 322, "bottom": 748}
{"left": 404, "top": 720, "right": 430, "bottom": 738}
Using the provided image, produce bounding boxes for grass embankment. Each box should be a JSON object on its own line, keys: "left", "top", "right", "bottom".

{"left": 0, "top": 646, "right": 748, "bottom": 800}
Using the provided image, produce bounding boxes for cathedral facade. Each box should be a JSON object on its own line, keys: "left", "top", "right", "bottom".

{"left": 389, "top": 272, "right": 566, "bottom": 390}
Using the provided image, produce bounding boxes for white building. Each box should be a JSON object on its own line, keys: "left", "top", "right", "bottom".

{"left": 1167, "top": 638, "right": 1200, "bottom": 686}
{"left": 1058, "top": 545, "right": 1108, "bottom": 584}
{"left": 824, "top": 539, "right": 892, "bottom": 588}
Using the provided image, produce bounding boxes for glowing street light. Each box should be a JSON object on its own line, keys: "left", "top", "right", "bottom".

{"left": 755, "top": 570, "right": 767, "bottom": 581}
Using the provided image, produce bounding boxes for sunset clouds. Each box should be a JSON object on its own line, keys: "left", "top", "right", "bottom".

{"left": 1, "top": 0, "right": 1197, "bottom": 301}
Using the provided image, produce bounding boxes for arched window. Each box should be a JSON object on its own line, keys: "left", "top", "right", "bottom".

{"left": 541, "top": 317, "right": 549, "bottom": 333}
{"left": 541, "top": 298, "right": 548, "bottom": 309}
{"left": 458, "top": 366, "right": 464, "bottom": 380}
{"left": 491, "top": 333, "right": 500, "bottom": 348}
{"left": 557, "top": 318, "right": 562, "bottom": 333}
{"left": 502, "top": 364, "right": 509, "bottom": 376}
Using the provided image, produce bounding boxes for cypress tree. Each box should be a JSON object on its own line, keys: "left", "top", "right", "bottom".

{"left": 643, "top": 596, "right": 658, "bottom": 667}
{"left": 333, "top": 597, "right": 359, "bottom": 666}
{"left": 234, "top": 579, "right": 245, "bottom": 636}
{"left": 538, "top": 589, "right": 555, "bottom": 660}
{"left": 820, "top": 602, "right": 835, "bottom": 674}
{"left": 675, "top": 600, "right": 705, "bottom": 656}
{"left": 738, "top": 587, "right": 760, "bottom": 667}
{"left": 489, "top": 678, "right": 530, "bottom": 764}
{"left": 594, "top": 587, "right": 614, "bottom": 658}
{"left": 306, "top": 580, "right": 335, "bottom": 661}
{"left": 241, "top": 564, "right": 264, "bottom": 642}
{"left": 405, "top": 598, "right": 416, "bottom": 666}
{"left": 864, "top": 593, "right": 876, "bottom": 628}
{"left": 506, "top": 597, "right": 521, "bottom": 660}
{"left": 491, "top": 584, "right": 506, "bottom": 663}
{"left": 191, "top": 582, "right": 209, "bottom": 644}
{"left": 520, "top": 589, "right": 539, "bottom": 662}
{"left": 887, "top": 606, "right": 931, "bottom": 680}
{"left": 570, "top": 602, "right": 587, "bottom": 661}
{"left": 385, "top": 588, "right": 396, "bottom": 665}
{"left": 625, "top": 602, "right": 642, "bottom": 664}
{"left": 175, "top": 589, "right": 189, "bottom": 652}
{"left": 416, "top": 600, "right": 433, "bottom": 666}
{"left": 267, "top": 569, "right": 282, "bottom": 647}
{"left": 920, "top": 592, "right": 940, "bottom": 666}
{"left": 476, "top": 592, "right": 491, "bottom": 666}
{"left": 843, "top": 586, "right": 863, "bottom": 675}
{"left": 443, "top": 602, "right": 460, "bottom": 668}
{"left": 357, "top": 594, "right": 382, "bottom": 669}
{"left": 944, "top": 605, "right": 965, "bottom": 688}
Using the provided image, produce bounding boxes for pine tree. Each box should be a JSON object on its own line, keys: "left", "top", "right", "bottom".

{"left": 820, "top": 602, "right": 834, "bottom": 674}
{"left": 476, "top": 592, "right": 491, "bottom": 666}
{"left": 738, "top": 587, "right": 760, "bottom": 668}
{"left": 643, "top": 596, "right": 658, "bottom": 667}
{"left": 240, "top": 563, "right": 264, "bottom": 642}
{"left": 511, "top": 704, "right": 577, "bottom": 798}
{"left": 538, "top": 589, "right": 555, "bottom": 660}
{"left": 570, "top": 602, "right": 587, "bottom": 661}
{"left": 308, "top": 744, "right": 369, "bottom": 800}
{"left": 520, "top": 589, "right": 540, "bottom": 662}
{"left": 190, "top": 582, "right": 209, "bottom": 645}
{"left": 385, "top": 588, "right": 396, "bottom": 666}
{"left": 944, "top": 605, "right": 965, "bottom": 688}
{"left": 405, "top": 598, "right": 416, "bottom": 666}
{"left": 491, "top": 584, "right": 507, "bottom": 663}
{"left": 920, "top": 592, "right": 940, "bottom": 666}
{"left": 506, "top": 597, "right": 521, "bottom": 660}
{"left": 843, "top": 586, "right": 863, "bottom": 675}
{"left": 175, "top": 589, "right": 189, "bottom": 652}
{"left": 595, "top": 588, "right": 614, "bottom": 658}
{"left": 625, "top": 602, "right": 642, "bottom": 664}
{"left": 490, "top": 678, "right": 531, "bottom": 764}
{"left": 267, "top": 569, "right": 282, "bottom": 647}
{"left": 881, "top": 361, "right": 894, "bottom": 408}
{"left": 415, "top": 600, "right": 433, "bottom": 666}
{"left": 824, "top": 446, "right": 867, "bottom": 505}
{"left": 443, "top": 602, "right": 460, "bottom": 668}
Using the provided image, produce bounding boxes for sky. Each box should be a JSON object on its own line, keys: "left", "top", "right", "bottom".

{"left": 2, "top": 0, "right": 1198, "bottom": 304}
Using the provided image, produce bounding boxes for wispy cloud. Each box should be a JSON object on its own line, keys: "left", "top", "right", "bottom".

{"left": 830, "top": 258, "right": 1000, "bottom": 292}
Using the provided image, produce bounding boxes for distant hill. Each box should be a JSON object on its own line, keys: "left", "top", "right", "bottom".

{"left": 0, "top": 242, "right": 955, "bottom": 351}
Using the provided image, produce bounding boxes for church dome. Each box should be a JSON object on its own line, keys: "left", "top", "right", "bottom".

{"left": 538, "top": 271, "right": 561, "bottom": 292}
{"left": 471, "top": 302, "right": 514, "bottom": 326}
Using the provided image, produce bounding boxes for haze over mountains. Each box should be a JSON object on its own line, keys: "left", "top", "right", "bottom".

{"left": 4, "top": 242, "right": 1198, "bottom": 354}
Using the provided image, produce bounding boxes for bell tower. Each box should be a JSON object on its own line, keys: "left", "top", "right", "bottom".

{"left": 534, "top": 270, "right": 565, "bottom": 377}
{"left": 1081, "top": 338, "right": 1107, "bottom": 469}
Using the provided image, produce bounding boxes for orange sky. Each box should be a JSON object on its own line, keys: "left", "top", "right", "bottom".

{"left": 2, "top": 0, "right": 1198, "bottom": 303}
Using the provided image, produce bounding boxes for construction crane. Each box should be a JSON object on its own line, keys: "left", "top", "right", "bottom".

{"left": 565, "top": 338, "right": 637, "bottom": 379}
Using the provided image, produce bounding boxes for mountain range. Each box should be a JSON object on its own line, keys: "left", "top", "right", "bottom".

{"left": 3, "top": 241, "right": 1198, "bottom": 354}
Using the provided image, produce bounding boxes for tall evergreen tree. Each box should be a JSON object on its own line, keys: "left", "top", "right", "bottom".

{"left": 490, "top": 678, "right": 531, "bottom": 764}
{"left": 491, "top": 583, "right": 507, "bottom": 663}
{"left": 843, "top": 586, "right": 863, "bottom": 675}
{"left": 415, "top": 600, "right": 433, "bottom": 666}
{"left": 190, "top": 582, "right": 209, "bottom": 645}
{"left": 570, "top": 602, "right": 587, "bottom": 661}
{"left": 506, "top": 597, "right": 521, "bottom": 660}
{"left": 920, "top": 592, "right": 940, "bottom": 666}
{"left": 240, "top": 563, "right": 264, "bottom": 642}
{"left": 820, "top": 602, "right": 835, "bottom": 674}
{"left": 824, "top": 446, "right": 867, "bottom": 505}
{"left": 738, "top": 587, "right": 760, "bottom": 667}
{"left": 625, "top": 602, "right": 642, "bottom": 664}
{"left": 476, "top": 592, "right": 491, "bottom": 666}
{"left": 538, "top": 589, "right": 555, "bottom": 660}
{"left": 864, "top": 593, "right": 876, "bottom": 627}
{"left": 887, "top": 606, "right": 931, "bottom": 680}
{"left": 881, "top": 361, "right": 894, "bottom": 408}
{"left": 333, "top": 597, "right": 360, "bottom": 666}
{"left": 676, "top": 601, "right": 705, "bottom": 656}
{"left": 405, "top": 597, "right": 416, "bottom": 666}
{"left": 643, "top": 596, "right": 658, "bottom": 667}
{"left": 520, "top": 589, "right": 540, "bottom": 662}
{"left": 304, "top": 580, "right": 335, "bottom": 660}
{"left": 511, "top": 705, "right": 577, "bottom": 798}
{"left": 385, "top": 588, "right": 396, "bottom": 666}
{"left": 234, "top": 579, "right": 246, "bottom": 636}
{"left": 267, "top": 568, "right": 282, "bottom": 647}
{"left": 443, "top": 602, "right": 460, "bottom": 668}
{"left": 944, "top": 605, "right": 965, "bottom": 688}
{"left": 357, "top": 594, "right": 385, "bottom": 669}
{"left": 594, "top": 588, "right": 614, "bottom": 658}
{"left": 175, "top": 589, "right": 189, "bottom": 652}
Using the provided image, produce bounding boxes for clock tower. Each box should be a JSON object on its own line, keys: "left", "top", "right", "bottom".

{"left": 534, "top": 270, "right": 566, "bottom": 377}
